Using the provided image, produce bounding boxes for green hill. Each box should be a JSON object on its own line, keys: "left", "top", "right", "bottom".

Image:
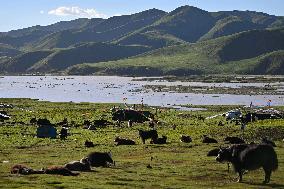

{"left": 66, "top": 28, "right": 284, "bottom": 76}
{"left": 199, "top": 16, "right": 264, "bottom": 41}
{"left": 1, "top": 42, "right": 150, "bottom": 73}
{"left": 0, "top": 43, "right": 21, "bottom": 57}
{"left": 0, "top": 50, "right": 53, "bottom": 73}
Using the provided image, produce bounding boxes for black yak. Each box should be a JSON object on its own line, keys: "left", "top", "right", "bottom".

{"left": 180, "top": 135, "right": 192, "bottom": 143}
{"left": 207, "top": 148, "right": 220, "bottom": 157}
{"left": 112, "top": 109, "right": 154, "bottom": 123}
{"left": 216, "top": 144, "right": 278, "bottom": 183}
{"left": 114, "top": 137, "right": 136, "bottom": 145}
{"left": 86, "top": 152, "right": 114, "bottom": 167}
{"left": 150, "top": 135, "right": 167, "bottom": 144}
{"left": 85, "top": 140, "right": 95, "bottom": 147}
{"left": 64, "top": 158, "right": 91, "bottom": 172}
{"left": 224, "top": 136, "right": 245, "bottom": 144}
{"left": 202, "top": 135, "right": 218, "bottom": 143}
{"left": 138, "top": 129, "right": 158, "bottom": 144}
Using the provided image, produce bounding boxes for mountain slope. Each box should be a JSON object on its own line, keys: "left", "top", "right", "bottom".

{"left": 116, "top": 6, "right": 216, "bottom": 47}
{"left": 0, "top": 42, "right": 150, "bottom": 73}
{"left": 67, "top": 28, "right": 284, "bottom": 76}
{"left": 199, "top": 16, "right": 265, "bottom": 41}
{"left": 29, "top": 9, "right": 166, "bottom": 50}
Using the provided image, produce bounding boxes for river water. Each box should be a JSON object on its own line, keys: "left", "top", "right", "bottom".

{"left": 0, "top": 76, "right": 283, "bottom": 109}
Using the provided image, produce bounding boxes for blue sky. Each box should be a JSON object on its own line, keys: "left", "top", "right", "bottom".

{"left": 1, "top": 0, "right": 283, "bottom": 32}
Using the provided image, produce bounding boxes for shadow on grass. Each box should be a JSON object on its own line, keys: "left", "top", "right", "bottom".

{"left": 242, "top": 181, "right": 284, "bottom": 188}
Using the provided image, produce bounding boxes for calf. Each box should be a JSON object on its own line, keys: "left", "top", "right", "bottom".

{"left": 151, "top": 135, "right": 167, "bottom": 144}
{"left": 114, "top": 137, "right": 136, "bottom": 145}
{"left": 202, "top": 135, "right": 218, "bottom": 143}
{"left": 86, "top": 152, "right": 114, "bottom": 167}
{"left": 138, "top": 130, "right": 158, "bottom": 144}
{"left": 224, "top": 136, "right": 245, "bottom": 144}
{"left": 64, "top": 158, "right": 91, "bottom": 172}
{"left": 216, "top": 144, "right": 278, "bottom": 183}
{"left": 180, "top": 135, "right": 192, "bottom": 143}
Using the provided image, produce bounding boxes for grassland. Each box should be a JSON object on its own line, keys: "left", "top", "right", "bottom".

{"left": 0, "top": 98, "right": 284, "bottom": 189}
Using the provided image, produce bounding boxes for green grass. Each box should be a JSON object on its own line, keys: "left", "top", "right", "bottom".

{"left": 0, "top": 98, "right": 284, "bottom": 188}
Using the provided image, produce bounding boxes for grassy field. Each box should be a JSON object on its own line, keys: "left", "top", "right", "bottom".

{"left": 0, "top": 98, "right": 284, "bottom": 189}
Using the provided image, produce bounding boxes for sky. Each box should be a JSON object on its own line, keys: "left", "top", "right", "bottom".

{"left": 1, "top": 0, "right": 284, "bottom": 32}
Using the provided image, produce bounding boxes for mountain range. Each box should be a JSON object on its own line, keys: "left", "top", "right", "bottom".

{"left": 0, "top": 5, "right": 283, "bottom": 76}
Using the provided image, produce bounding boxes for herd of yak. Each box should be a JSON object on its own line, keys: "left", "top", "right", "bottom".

{"left": 11, "top": 127, "right": 279, "bottom": 184}
{"left": 4, "top": 107, "right": 281, "bottom": 184}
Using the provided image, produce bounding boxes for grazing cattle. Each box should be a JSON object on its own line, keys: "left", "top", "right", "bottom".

{"left": 202, "top": 135, "right": 218, "bottom": 143}
{"left": 138, "top": 130, "right": 158, "bottom": 144}
{"left": 85, "top": 140, "right": 95, "bottom": 147}
{"left": 216, "top": 144, "right": 278, "bottom": 183}
{"left": 64, "top": 158, "right": 91, "bottom": 172}
{"left": 180, "top": 135, "right": 192, "bottom": 143}
{"left": 224, "top": 136, "right": 245, "bottom": 144}
{"left": 43, "top": 166, "right": 79, "bottom": 176}
{"left": 86, "top": 152, "right": 114, "bottom": 167}
{"left": 151, "top": 135, "right": 167, "bottom": 144}
{"left": 261, "top": 137, "right": 276, "bottom": 147}
{"left": 112, "top": 109, "right": 154, "bottom": 123}
{"left": 207, "top": 148, "right": 220, "bottom": 157}
{"left": 114, "top": 137, "right": 136, "bottom": 145}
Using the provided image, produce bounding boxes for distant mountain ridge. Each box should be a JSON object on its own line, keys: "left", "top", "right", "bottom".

{"left": 0, "top": 5, "right": 283, "bottom": 76}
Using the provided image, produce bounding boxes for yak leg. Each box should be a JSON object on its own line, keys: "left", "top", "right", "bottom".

{"left": 237, "top": 170, "right": 243, "bottom": 183}
{"left": 263, "top": 168, "right": 272, "bottom": 184}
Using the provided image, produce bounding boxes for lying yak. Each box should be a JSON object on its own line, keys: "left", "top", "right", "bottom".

{"left": 150, "top": 135, "right": 167, "bottom": 144}
{"left": 64, "top": 158, "right": 91, "bottom": 172}
{"left": 86, "top": 152, "right": 114, "bottom": 167}
{"left": 202, "top": 135, "right": 218, "bottom": 143}
{"left": 85, "top": 140, "right": 95, "bottom": 148}
{"left": 43, "top": 166, "right": 79, "bottom": 176}
{"left": 11, "top": 164, "right": 44, "bottom": 175}
{"left": 114, "top": 137, "right": 136, "bottom": 145}
{"left": 138, "top": 129, "right": 158, "bottom": 144}
{"left": 224, "top": 136, "right": 245, "bottom": 144}
{"left": 216, "top": 144, "right": 278, "bottom": 183}
{"left": 180, "top": 135, "right": 192, "bottom": 143}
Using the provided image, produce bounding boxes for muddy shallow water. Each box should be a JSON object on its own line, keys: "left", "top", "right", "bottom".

{"left": 0, "top": 76, "right": 283, "bottom": 109}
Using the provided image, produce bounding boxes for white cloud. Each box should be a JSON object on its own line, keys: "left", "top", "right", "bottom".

{"left": 48, "top": 6, "right": 107, "bottom": 18}
{"left": 40, "top": 10, "right": 44, "bottom": 14}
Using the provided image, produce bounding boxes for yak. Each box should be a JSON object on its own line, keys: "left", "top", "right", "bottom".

{"left": 114, "top": 137, "right": 136, "bottom": 145}
{"left": 202, "top": 135, "right": 218, "bottom": 143}
{"left": 138, "top": 129, "right": 158, "bottom": 144}
{"left": 224, "top": 136, "right": 245, "bottom": 144}
{"left": 64, "top": 158, "right": 91, "bottom": 172}
{"left": 180, "top": 135, "right": 192, "bottom": 143}
{"left": 150, "top": 135, "right": 167, "bottom": 144}
{"left": 216, "top": 144, "right": 278, "bottom": 183}
{"left": 112, "top": 109, "right": 154, "bottom": 123}
{"left": 43, "top": 166, "right": 79, "bottom": 176}
{"left": 86, "top": 152, "right": 114, "bottom": 167}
